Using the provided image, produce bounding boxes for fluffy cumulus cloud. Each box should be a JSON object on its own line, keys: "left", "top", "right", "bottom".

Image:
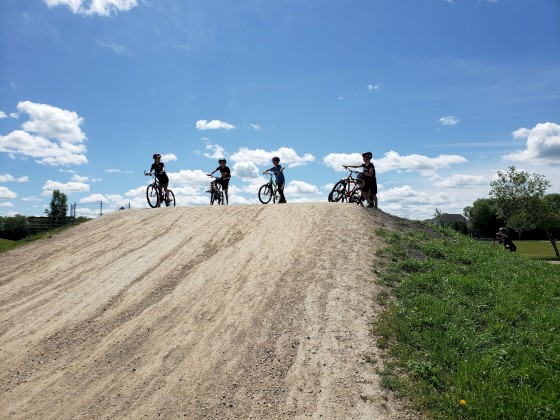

{"left": 0, "top": 186, "right": 18, "bottom": 199}
{"left": 379, "top": 185, "right": 453, "bottom": 220}
{"left": 376, "top": 151, "right": 467, "bottom": 176}
{"left": 502, "top": 122, "right": 560, "bottom": 165}
{"left": 196, "top": 120, "right": 236, "bottom": 130}
{"left": 42, "top": 180, "right": 90, "bottom": 195}
{"left": 230, "top": 146, "right": 314, "bottom": 168}
{"left": 233, "top": 161, "right": 260, "bottom": 182}
{"left": 433, "top": 174, "right": 487, "bottom": 188}
{"left": 323, "top": 151, "right": 467, "bottom": 176}
{"left": 204, "top": 144, "right": 228, "bottom": 160}
{"left": 285, "top": 181, "right": 320, "bottom": 195}
{"left": 323, "top": 152, "right": 363, "bottom": 171}
{"left": 0, "top": 101, "right": 87, "bottom": 165}
{"left": 0, "top": 173, "right": 29, "bottom": 183}
{"left": 44, "top": 0, "right": 137, "bottom": 16}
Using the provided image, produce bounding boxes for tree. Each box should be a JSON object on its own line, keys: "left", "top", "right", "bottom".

{"left": 45, "top": 190, "right": 68, "bottom": 219}
{"left": 489, "top": 166, "right": 559, "bottom": 257}
{"left": 463, "top": 198, "right": 500, "bottom": 237}
{"left": 0, "top": 215, "right": 30, "bottom": 240}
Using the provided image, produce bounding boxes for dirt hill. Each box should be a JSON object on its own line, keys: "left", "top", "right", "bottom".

{"left": 0, "top": 203, "right": 410, "bottom": 419}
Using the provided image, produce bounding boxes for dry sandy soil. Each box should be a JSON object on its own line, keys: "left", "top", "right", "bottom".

{"left": 0, "top": 203, "right": 412, "bottom": 419}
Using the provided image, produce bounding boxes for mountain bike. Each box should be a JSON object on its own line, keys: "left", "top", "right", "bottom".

{"left": 144, "top": 171, "right": 176, "bottom": 208}
{"left": 328, "top": 168, "right": 367, "bottom": 205}
{"left": 258, "top": 173, "right": 281, "bottom": 204}
{"left": 207, "top": 175, "right": 225, "bottom": 205}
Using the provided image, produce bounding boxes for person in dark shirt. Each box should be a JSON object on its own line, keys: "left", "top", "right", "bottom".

{"left": 147, "top": 153, "right": 169, "bottom": 207}
{"left": 207, "top": 158, "right": 231, "bottom": 205}
{"left": 263, "top": 156, "right": 286, "bottom": 203}
{"left": 343, "top": 151, "right": 377, "bottom": 208}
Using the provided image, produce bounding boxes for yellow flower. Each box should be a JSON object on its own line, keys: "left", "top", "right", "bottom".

{"left": 459, "top": 399, "right": 467, "bottom": 406}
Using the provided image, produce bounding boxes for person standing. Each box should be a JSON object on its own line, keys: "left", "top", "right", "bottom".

{"left": 207, "top": 158, "right": 231, "bottom": 205}
{"left": 263, "top": 156, "right": 286, "bottom": 203}
{"left": 343, "top": 151, "right": 377, "bottom": 208}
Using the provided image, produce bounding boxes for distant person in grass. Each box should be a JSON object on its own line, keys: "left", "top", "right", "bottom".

{"left": 343, "top": 151, "right": 377, "bottom": 208}
{"left": 493, "top": 227, "right": 517, "bottom": 252}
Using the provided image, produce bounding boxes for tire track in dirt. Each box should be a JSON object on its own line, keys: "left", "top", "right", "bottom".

{"left": 0, "top": 203, "right": 410, "bottom": 419}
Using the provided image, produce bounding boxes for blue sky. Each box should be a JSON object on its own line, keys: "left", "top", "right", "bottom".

{"left": 1, "top": 0, "right": 559, "bottom": 220}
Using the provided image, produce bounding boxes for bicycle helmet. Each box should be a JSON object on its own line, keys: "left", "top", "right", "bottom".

{"left": 218, "top": 158, "right": 226, "bottom": 163}
{"left": 153, "top": 153, "right": 161, "bottom": 159}
{"left": 272, "top": 156, "right": 280, "bottom": 163}
{"left": 362, "top": 151, "right": 373, "bottom": 159}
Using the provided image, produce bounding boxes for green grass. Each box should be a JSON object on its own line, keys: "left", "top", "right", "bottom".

{"left": 373, "top": 225, "right": 560, "bottom": 419}
{"left": 0, "top": 238, "right": 15, "bottom": 252}
{"left": 515, "top": 240, "right": 560, "bottom": 261}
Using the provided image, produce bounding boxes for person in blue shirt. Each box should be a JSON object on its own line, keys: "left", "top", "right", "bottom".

{"left": 263, "top": 156, "right": 286, "bottom": 203}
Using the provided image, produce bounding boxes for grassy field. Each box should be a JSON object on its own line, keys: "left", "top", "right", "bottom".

{"left": 0, "top": 238, "right": 14, "bottom": 252}
{"left": 372, "top": 223, "right": 560, "bottom": 419}
{"left": 515, "top": 240, "right": 560, "bottom": 260}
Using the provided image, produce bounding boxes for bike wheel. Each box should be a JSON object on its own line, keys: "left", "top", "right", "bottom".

{"left": 349, "top": 188, "right": 365, "bottom": 206}
{"left": 328, "top": 180, "right": 346, "bottom": 202}
{"left": 258, "top": 184, "right": 272, "bottom": 204}
{"left": 146, "top": 185, "right": 159, "bottom": 208}
{"left": 165, "top": 190, "right": 176, "bottom": 207}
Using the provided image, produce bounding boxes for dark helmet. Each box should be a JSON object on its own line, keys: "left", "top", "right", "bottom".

{"left": 362, "top": 151, "right": 373, "bottom": 159}
{"left": 153, "top": 153, "right": 161, "bottom": 159}
{"left": 218, "top": 158, "right": 226, "bottom": 163}
{"left": 272, "top": 156, "right": 280, "bottom": 163}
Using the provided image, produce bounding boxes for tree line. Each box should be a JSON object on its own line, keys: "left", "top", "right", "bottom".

{"left": 463, "top": 166, "right": 560, "bottom": 257}
{"left": 0, "top": 190, "right": 74, "bottom": 241}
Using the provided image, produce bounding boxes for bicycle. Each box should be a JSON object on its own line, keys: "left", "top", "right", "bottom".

{"left": 328, "top": 168, "right": 367, "bottom": 205}
{"left": 207, "top": 175, "right": 225, "bottom": 205}
{"left": 144, "top": 171, "right": 176, "bottom": 208}
{"left": 258, "top": 173, "right": 281, "bottom": 204}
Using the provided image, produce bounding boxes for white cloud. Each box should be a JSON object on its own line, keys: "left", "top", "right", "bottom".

{"left": 0, "top": 111, "right": 6, "bottom": 119}
{"left": 368, "top": 83, "right": 379, "bottom": 92}
{"left": 0, "top": 202, "right": 14, "bottom": 207}
{"left": 196, "top": 119, "right": 237, "bottom": 130}
{"left": 204, "top": 144, "right": 228, "bottom": 160}
{"left": 230, "top": 146, "right": 314, "bottom": 168}
{"left": 44, "top": 0, "right": 138, "bottom": 16}
{"left": 71, "top": 174, "right": 89, "bottom": 182}
{"left": 0, "top": 101, "right": 87, "bottom": 166}
{"left": 376, "top": 151, "right": 467, "bottom": 176}
{"left": 502, "top": 122, "right": 560, "bottom": 165}
{"left": 0, "top": 173, "right": 29, "bottom": 183}
{"left": 285, "top": 180, "right": 320, "bottom": 195}
{"left": 233, "top": 161, "right": 260, "bottom": 182}
{"left": 323, "top": 152, "right": 363, "bottom": 171}
{"left": 0, "top": 186, "right": 17, "bottom": 199}
{"left": 96, "top": 40, "right": 133, "bottom": 56}
{"left": 42, "top": 180, "right": 90, "bottom": 195}
{"left": 161, "top": 153, "right": 177, "bottom": 162}
{"left": 105, "top": 169, "right": 133, "bottom": 173}
{"left": 439, "top": 116, "right": 459, "bottom": 125}
{"left": 433, "top": 174, "right": 487, "bottom": 188}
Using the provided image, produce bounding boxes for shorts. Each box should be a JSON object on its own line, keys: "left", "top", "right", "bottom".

{"left": 362, "top": 179, "right": 377, "bottom": 195}
{"left": 217, "top": 178, "right": 229, "bottom": 191}
{"left": 156, "top": 173, "right": 169, "bottom": 187}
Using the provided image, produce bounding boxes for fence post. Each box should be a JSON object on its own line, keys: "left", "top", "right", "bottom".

{"left": 100, "top": 201, "right": 103, "bottom": 216}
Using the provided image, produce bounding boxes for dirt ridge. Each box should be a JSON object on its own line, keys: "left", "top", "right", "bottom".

{"left": 0, "top": 203, "right": 407, "bottom": 419}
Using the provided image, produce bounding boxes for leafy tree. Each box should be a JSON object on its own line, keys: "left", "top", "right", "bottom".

{"left": 0, "top": 215, "right": 30, "bottom": 240}
{"left": 463, "top": 198, "right": 500, "bottom": 237}
{"left": 45, "top": 190, "right": 68, "bottom": 219}
{"left": 489, "top": 166, "right": 559, "bottom": 257}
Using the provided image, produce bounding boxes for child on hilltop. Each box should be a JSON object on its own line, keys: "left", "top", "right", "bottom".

{"left": 147, "top": 153, "right": 169, "bottom": 207}
{"left": 263, "top": 156, "right": 286, "bottom": 203}
{"left": 207, "top": 158, "right": 231, "bottom": 205}
{"left": 343, "top": 151, "right": 377, "bottom": 208}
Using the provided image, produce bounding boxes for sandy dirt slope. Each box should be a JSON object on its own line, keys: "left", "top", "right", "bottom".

{"left": 0, "top": 203, "right": 408, "bottom": 419}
